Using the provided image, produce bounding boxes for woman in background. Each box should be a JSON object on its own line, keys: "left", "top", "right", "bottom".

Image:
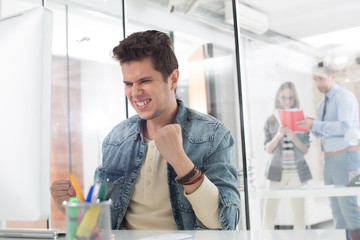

{"left": 262, "top": 81, "right": 312, "bottom": 230}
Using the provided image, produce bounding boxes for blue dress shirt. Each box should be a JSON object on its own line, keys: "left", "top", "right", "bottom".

{"left": 311, "top": 84, "right": 359, "bottom": 152}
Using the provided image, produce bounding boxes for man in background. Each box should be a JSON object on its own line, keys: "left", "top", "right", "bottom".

{"left": 298, "top": 62, "right": 360, "bottom": 240}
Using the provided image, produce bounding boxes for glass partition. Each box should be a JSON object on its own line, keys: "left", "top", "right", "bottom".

{"left": 2, "top": 0, "right": 359, "bottom": 233}
{"left": 52, "top": 3, "right": 125, "bottom": 229}
{"left": 1, "top": 0, "right": 125, "bottom": 229}
{"left": 126, "top": 0, "right": 245, "bottom": 228}
{"left": 237, "top": 0, "right": 360, "bottom": 233}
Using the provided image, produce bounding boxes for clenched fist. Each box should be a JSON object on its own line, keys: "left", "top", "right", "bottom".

{"left": 154, "top": 124, "right": 184, "bottom": 165}
{"left": 50, "top": 179, "right": 76, "bottom": 215}
{"left": 154, "top": 124, "right": 194, "bottom": 177}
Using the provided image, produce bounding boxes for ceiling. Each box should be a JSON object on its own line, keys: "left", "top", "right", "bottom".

{"left": 57, "top": 0, "right": 360, "bottom": 38}
{"left": 239, "top": 0, "right": 360, "bottom": 39}
{"left": 1, "top": 0, "right": 351, "bottom": 60}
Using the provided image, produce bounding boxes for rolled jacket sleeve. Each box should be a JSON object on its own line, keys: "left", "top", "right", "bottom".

{"left": 172, "top": 100, "right": 241, "bottom": 230}
{"left": 201, "top": 127, "right": 241, "bottom": 230}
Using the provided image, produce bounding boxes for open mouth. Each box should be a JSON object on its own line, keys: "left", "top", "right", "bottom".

{"left": 135, "top": 99, "right": 151, "bottom": 109}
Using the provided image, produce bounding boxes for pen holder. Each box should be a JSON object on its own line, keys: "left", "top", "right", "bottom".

{"left": 63, "top": 199, "right": 112, "bottom": 240}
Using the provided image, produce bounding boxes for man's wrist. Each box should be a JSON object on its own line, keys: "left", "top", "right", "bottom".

{"left": 168, "top": 152, "right": 194, "bottom": 177}
{"left": 175, "top": 165, "right": 203, "bottom": 185}
{"left": 311, "top": 119, "right": 320, "bottom": 131}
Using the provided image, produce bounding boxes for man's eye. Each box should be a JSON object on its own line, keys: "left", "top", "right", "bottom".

{"left": 124, "top": 82, "right": 132, "bottom": 86}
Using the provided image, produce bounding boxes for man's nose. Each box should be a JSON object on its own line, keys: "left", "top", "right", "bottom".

{"left": 131, "top": 83, "right": 142, "bottom": 97}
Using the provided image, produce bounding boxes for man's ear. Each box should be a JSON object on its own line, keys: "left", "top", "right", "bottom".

{"left": 169, "top": 69, "right": 179, "bottom": 91}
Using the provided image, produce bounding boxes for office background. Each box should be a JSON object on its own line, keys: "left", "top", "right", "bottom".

{"left": 1, "top": 0, "right": 360, "bottom": 232}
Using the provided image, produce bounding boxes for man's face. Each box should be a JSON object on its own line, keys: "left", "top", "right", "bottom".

{"left": 313, "top": 69, "right": 336, "bottom": 94}
{"left": 121, "top": 58, "right": 178, "bottom": 121}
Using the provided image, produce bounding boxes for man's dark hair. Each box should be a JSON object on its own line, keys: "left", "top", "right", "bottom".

{"left": 112, "top": 30, "right": 179, "bottom": 82}
{"left": 312, "top": 61, "right": 333, "bottom": 75}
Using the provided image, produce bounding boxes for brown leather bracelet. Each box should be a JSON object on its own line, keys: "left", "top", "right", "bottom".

{"left": 182, "top": 172, "right": 205, "bottom": 185}
{"left": 175, "top": 165, "right": 200, "bottom": 184}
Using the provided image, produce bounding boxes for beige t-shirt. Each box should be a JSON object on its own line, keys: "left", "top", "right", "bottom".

{"left": 121, "top": 139, "right": 221, "bottom": 229}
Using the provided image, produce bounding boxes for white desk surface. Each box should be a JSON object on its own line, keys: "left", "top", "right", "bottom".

{"left": 110, "top": 229, "right": 345, "bottom": 240}
{"left": 248, "top": 185, "right": 360, "bottom": 199}
{"left": 0, "top": 229, "right": 346, "bottom": 240}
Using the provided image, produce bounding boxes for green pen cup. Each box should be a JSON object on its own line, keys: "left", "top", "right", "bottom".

{"left": 63, "top": 199, "right": 112, "bottom": 240}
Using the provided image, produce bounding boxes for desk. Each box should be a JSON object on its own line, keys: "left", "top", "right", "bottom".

{"left": 249, "top": 185, "right": 360, "bottom": 199}
{"left": 239, "top": 185, "right": 360, "bottom": 228}
{"left": 0, "top": 229, "right": 346, "bottom": 240}
{"left": 111, "top": 230, "right": 345, "bottom": 240}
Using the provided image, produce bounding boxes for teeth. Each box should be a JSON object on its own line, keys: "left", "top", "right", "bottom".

{"left": 136, "top": 100, "right": 150, "bottom": 107}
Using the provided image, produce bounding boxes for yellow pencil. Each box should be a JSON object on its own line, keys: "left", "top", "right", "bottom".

{"left": 70, "top": 173, "right": 85, "bottom": 202}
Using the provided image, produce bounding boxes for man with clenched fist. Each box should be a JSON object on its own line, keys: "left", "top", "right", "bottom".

{"left": 51, "top": 30, "right": 240, "bottom": 230}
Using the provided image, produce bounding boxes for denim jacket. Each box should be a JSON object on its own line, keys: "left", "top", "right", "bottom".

{"left": 94, "top": 100, "right": 241, "bottom": 230}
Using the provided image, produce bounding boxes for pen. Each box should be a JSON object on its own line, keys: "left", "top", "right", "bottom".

{"left": 98, "top": 183, "right": 107, "bottom": 202}
{"left": 68, "top": 197, "right": 78, "bottom": 240}
{"left": 85, "top": 185, "right": 94, "bottom": 203}
{"left": 70, "top": 173, "right": 85, "bottom": 202}
{"left": 91, "top": 182, "right": 101, "bottom": 203}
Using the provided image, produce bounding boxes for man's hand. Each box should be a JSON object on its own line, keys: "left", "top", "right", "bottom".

{"left": 297, "top": 117, "right": 314, "bottom": 130}
{"left": 154, "top": 124, "right": 187, "bottom": 167}
{"left": 50, "top": 179, "right": 76, "bottom": 215}
{"left": 155, "top": 124, "right": 202, "bottom": 194}
{"left": 155, "top": 124, "right": 194, "bottom": 176}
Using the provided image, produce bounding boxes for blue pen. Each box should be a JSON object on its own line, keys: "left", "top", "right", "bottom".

{"left": 85, "top": 185, "right": 94, "bottom": 202}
